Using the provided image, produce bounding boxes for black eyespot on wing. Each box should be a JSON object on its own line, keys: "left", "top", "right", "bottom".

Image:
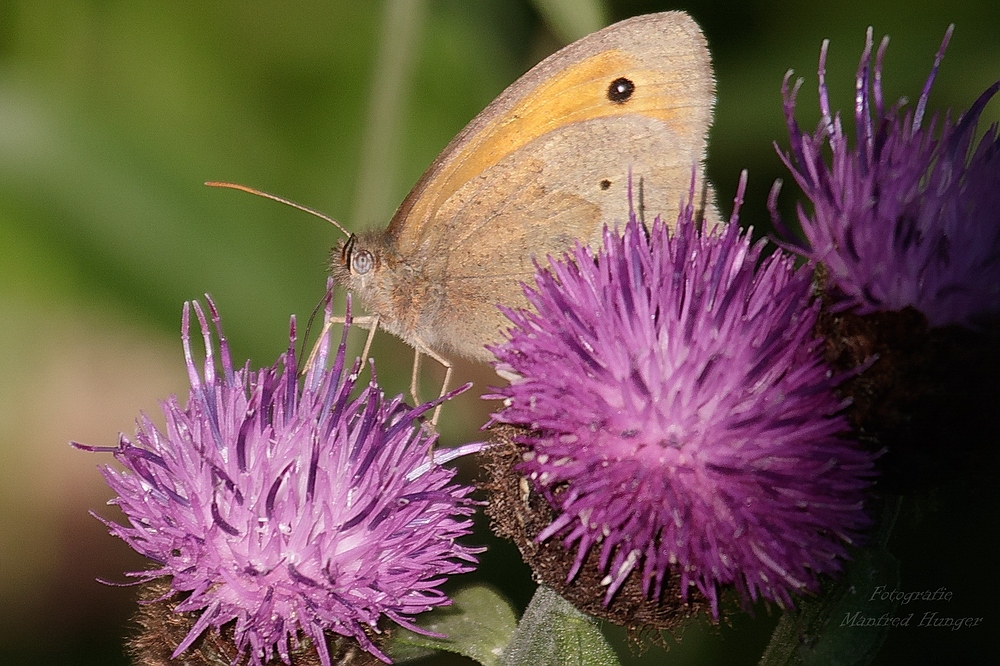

{"left": 607, "top": 77, "right": 635, "bottom": 104}
{"left": 599, "top": 179, "right": 612, "bottom": 190}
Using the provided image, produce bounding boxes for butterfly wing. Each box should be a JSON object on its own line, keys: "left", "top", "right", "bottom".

{"left": 383, "top": 11, "right": 715, "bottom": 361}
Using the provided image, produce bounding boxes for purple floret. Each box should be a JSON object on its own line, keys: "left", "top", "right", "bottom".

{"left": 490, "top": 185, "right": 876, "bottom": 616}
{"left": 78, "top": 292, "right": 480, "bottom": 665}
{"left": 773, "top": 26, "right": 1000, "bottom": 327}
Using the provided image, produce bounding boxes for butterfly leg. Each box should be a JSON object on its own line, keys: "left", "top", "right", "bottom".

{"left": 412, "top": 342, "right": 452, "bottom": 463}
{"left": 409, "top": 338, "right": 453, "bottom": 429}
{"left": 307, "top": 313, "right": 379, "bottom": 376}
{"left": 425, "top": 347, "right": 453, "bottom": 429}
{"left": 358, "top": 314, "right": 380, "bottom": 369}
{"left": 410, "top": 347, "right": 424, "bottom": 405}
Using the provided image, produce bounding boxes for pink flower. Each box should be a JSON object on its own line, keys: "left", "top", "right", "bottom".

{"left": 76, "top": 293, "right": 481, "bottom": 665}
{"left": 489, "top": 187, "right": 876, "bottom": 616}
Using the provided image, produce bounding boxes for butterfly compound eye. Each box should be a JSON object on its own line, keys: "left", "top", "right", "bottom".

{"left": 351, "top": 249, "right": 374, "bottom": 275}
{"left": 607, "top": 77, "right": 635, "bottom": 104}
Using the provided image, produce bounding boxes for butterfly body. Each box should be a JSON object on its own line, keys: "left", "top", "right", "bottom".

{"left": 332, "top": 11, "right": 715, "bottom": 363}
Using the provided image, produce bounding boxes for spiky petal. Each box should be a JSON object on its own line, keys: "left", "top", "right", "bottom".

{"left": 773, "top": 26, "right": 1000, "bottom": 327}
{"left": 76, "top": 293, "right": 481, "bottom": 665}
{"left": 489, "top": 188, "right": 876, "bottom": 616}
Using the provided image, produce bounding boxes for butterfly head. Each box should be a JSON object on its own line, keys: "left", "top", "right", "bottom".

{"left": 331, "top": 232, "right": 400, "bottom": 324}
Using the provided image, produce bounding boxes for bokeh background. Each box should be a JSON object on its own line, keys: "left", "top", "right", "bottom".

{"left": 1, "top": 1, "right": 997, "bottom": 664}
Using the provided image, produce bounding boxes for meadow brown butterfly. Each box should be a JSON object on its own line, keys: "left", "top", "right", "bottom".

{"left": 212, "top": 11, "right": 715, "bottom": 406}
{"left": 332, "top": 11, "right": 715, "bottom": 369}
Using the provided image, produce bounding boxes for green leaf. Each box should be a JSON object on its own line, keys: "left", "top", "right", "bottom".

{"left": 758, "top": 546, "right": 902, "bottom": 666}
{"left": 388, "top": 583, "right": 519, "bottom": 665}
{"left": 501, "top": 585, "right": 620, "bottom": 666}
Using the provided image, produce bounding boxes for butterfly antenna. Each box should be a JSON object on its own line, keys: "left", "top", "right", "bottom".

{"left": 205, "top": 181, "right": 351, "bottom": 237}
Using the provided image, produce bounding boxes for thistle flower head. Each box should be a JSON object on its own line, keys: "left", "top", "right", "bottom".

{"left": 773, "top": 26, "right": 1000, "bottom": 327}
{"left": 76, "top": 292, "right": 480, "bottom": 665}
{"left": 489, "top": 183, "right": 876, "bottom": 616}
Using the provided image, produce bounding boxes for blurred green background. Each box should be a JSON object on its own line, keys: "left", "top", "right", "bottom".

{"left": 1, "top": 1, "right": 997, "bottom": 664}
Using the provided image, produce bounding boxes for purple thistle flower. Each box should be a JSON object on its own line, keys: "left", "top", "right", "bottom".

{"left": 488, "top": 183, "right": 876, "bottom": 617}
{"left": 75, "top": 293, "right": 481, "bottom": 666}
{"left": 772, "top": 26, "right": 1000, "bottom": 327}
